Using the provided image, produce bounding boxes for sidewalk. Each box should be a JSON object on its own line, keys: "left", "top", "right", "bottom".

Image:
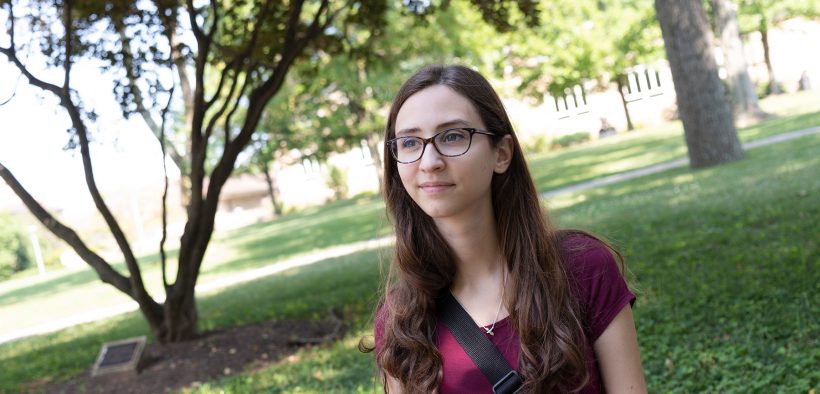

{"left": 541, "top": 126, "right": 820, "bottom": 199}
{"left": 2, "top": 126, "right": 818, "bottom": 345}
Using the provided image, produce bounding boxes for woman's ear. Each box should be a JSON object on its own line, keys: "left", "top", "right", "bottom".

{"left": 494, "top": 134, "right": 514, "bottom": 174}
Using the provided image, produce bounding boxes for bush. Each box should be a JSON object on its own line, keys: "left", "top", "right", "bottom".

{"left": 757, "top": 80, "right": 785, "bottom": 99}
{"left": 522, "top": 135, "right": 550, "bottom": 154}
{"left": 552, "top": 132, "right": 591, "bottom": 149}
{"left": 326, "top": 164, "right": 349, "bottom": 201}
{"left": 0, "top": 214, "right": 33, "bottom": 280}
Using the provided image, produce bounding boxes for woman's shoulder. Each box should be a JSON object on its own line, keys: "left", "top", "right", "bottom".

{"left": 558, "top": 230, "right": 635, "bottom": 341}
{"left": 559, "top": 231, "right": 621, "bottom": 276}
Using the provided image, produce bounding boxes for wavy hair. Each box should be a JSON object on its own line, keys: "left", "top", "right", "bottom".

{"left": 363, "top": 65, "right": 596, "bottom": 393}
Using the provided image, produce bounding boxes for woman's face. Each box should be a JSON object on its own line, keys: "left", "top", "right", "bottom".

{"left": 394, "top": 85, "right": 511, "bottom": 221}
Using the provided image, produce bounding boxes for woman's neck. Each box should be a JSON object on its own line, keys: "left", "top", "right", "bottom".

{"left": 434, "top": 208, "right": 509, "bottom": 325}
{"left": 434, "top": 208, "right": 505, "bottom": 291}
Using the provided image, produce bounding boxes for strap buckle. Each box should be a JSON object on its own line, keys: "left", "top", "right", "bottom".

{"left": 492, "top": 370, "right": 522, "bottom": 394}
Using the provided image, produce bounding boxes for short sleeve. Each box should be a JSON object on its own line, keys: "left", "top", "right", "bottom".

{"left": 564, "top": 234, "right": 636, "bottom": 342}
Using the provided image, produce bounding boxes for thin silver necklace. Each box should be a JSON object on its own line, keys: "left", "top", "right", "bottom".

{"left": 484, "top": 270, "right": 507, "bottom": 336}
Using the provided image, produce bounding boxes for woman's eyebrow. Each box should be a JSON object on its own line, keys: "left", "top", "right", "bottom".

{"left": 396, "top": 119, "right": 472, "bottom": 136}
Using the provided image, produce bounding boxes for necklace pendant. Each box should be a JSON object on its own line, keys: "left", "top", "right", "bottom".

{"left": 485, "top": 327, "right": 494, "bottom": 336}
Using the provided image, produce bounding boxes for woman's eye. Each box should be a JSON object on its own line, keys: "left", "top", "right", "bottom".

{"left": 401, "top": 138, "right": 420, "bottom": 149}
{"left": 442, "top": 131, "right": 466, "bottom": 143}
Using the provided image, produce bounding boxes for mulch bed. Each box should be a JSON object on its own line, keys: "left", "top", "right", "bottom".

{"left": 40, "top": 316, "right": 346, "bottom": 394}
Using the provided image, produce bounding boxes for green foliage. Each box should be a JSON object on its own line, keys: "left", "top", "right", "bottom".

{"left": 528, "top": 92, "right": 820, "bottom": 192}
{"left": 190, "top": 121, "right": 820, "bottom": 393}
{"left": 738, "top": 0, "right": 820, "bottom": 34}
{"left": 1, "top": 95, "right": 817, "bottom": 393}
{"left": 521, "top": 134, "right": 550, "bottom": 154}
{"left": 325, "top": 165, "right": 349, "bottom": 201}
{"left": 0, "top": 214, "right": 32, "bottom": 280}
{"left": 488, "top": 0, "right": 663, "bottom": 101}
{"left": 552, "top": 131, "right": 591, "bottom": 148}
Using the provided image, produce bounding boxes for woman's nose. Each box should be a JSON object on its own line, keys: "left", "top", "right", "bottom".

{"left": 418, "top": 141, "right": 445, "bottom": 172}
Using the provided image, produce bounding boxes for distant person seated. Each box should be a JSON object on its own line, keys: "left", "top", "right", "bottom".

{"left": 598, "top": 117, "right": 617, "bottom": 138}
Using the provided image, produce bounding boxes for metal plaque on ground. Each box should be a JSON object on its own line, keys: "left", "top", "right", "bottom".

{"left": 91, "top": 336, "right": 147, "bottom": 377}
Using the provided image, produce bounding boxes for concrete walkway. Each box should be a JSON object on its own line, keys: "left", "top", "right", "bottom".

{"left": 541, "top": 126, "right": 820, "bottom": 199}
{"left": 2, "top": 126, "right": 817, "bottom": 345}
{"left": 0, "top": 236, "right": 396, "bottom": 344}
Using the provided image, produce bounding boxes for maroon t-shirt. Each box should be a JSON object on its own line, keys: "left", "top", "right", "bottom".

{"left": 375, "top": 235, "right": 635, "bottom": 393}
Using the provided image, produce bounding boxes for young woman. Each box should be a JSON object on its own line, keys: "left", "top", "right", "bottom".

{"left": 365, "top": 65, "right": 646, "bottom": 393}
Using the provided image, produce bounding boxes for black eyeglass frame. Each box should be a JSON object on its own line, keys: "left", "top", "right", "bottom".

{"left": 387, "top": 127, "right": 496, "bottom": 164}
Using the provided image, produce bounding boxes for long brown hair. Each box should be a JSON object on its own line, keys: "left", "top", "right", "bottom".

{"left": 367, "top": 65, "right": 592, "bottom": 393}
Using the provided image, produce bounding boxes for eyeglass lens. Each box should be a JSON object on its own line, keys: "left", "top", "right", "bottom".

{"left": 391, "top": 129, "right": 472, "bottom": 163}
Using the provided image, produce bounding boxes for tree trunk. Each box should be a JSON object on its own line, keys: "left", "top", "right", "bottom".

{"left": 655, "top": 0, "right": 744, "bottom": 168}
{"left": 262, "top": 162, "right": 283, "bottom": 217}
{"left": 616, "top": 75, "right": 636, "bottom": 131}
{"left": 159, "top": 282, "right": 198, "bottom": 342}
{"left": 760, "top": 24, "right": 781, "bottom": 95}
{"left": 710, "top": 0, "right": 766, "bottom": 126}
{"left": 365, "top": 132, "right": 385, "bottom": 195}
{"left": 1, "top": 0, "right": 339, "bottom": 345}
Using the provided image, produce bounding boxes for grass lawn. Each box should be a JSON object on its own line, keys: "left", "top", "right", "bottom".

{"left": 0, "top": 91, "right": 818, "bottom": 392}
{"left": 526, "top": 90, "right": 820, "bottom": 192}
{"left": 177, "top": 124, "right": 819, "bottom": 393}
{"left": 3, "top": 91, "right": 818, "bottom": 338}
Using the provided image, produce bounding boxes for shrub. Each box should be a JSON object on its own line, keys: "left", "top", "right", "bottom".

{"left": 326, "top": 164, "right": 349, "bottom": 201}
{"left": 552, "top": 132, "right": 591, "bottom": 149}
{"left": 522, "top": 135, "right": 550, "bottom": 154}
{"left": 0, "top": 214, "right": 33, "bottom": 280}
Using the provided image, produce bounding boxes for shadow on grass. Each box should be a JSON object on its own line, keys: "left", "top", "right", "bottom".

{"left": 738, "top": 111, "right": 820, "bottom": 141}
{"left": 0, "top": 247, "right": 180, "bottom": 308}
{"left": 530, "top": 132, "right": 686, "bottom": 192}
{"left": 551, "top": 134, "right": 819, "bottom": 391}
{"left": 530, "top": 110, "right": 820, "bottom": 194}
{"left": 0, "top": 247, "right": 386, "bottom": 393}
{"left": 200, "top": 195, "right": 390, "bottom": 278}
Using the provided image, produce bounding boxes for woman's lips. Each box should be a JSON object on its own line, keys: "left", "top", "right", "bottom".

{"left": 419, "top": 182, "right": 454, "bottom": 193}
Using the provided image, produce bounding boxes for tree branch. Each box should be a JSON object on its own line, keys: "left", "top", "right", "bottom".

{"left": 159, "top": 86, "right": 175, "bottom": 291}
{"left": 63, "top": 0, "right": 73, "bottom": 91}
{"left": 70, "top": 109, "right": 159, "bottom": 304}
{"left": 2, "top": 1, "right": 164, "bottom": 328}
{"left": 0, "top": 46, "right": 62, "bottom": 97}
{"left": 117, "top": 28, "right": 187, "bottom": 172}
{"left": 223, "top": 69, "right": 253, "bottom": 144}
{"left": 189, "top": 0, "right": 337, "bottom": 278}
{"left": 204, "top": 60, "right": 236, "bottom": 109}
{"left": 169, "top": 30, "right": 194, "bottom": 126}
{"left": 183, "top": 0, "right": 217, "bottom": 258}
{"left": 185, "top": 0, "right": 204, "bottom": 41}
{"left": 154, "top": 1, "right": 193, "bottom": 112}
{"left": 0, "top": 162, "right": 133, "bottom": 295}
{"left": 203, "top": 65, "right": 240, "bottom": 147}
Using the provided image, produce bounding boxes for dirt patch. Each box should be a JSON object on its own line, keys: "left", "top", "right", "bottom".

{"left": 41, "top": 317, "right": 345, "bottom": 394}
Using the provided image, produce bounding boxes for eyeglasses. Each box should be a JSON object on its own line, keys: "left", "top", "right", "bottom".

{"left": 388, "top": 127, "right": 495, "bottom": 164}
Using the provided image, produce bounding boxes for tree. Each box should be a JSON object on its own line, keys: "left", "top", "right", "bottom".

{"left": 738, "top": 0, "right": 820, "bottom": 95}
{"left": 0, "top": 0, "right": 386, "bottom": 343}
{"left": 0, "top": 213, "right": 33, "bottom": 280}
{"left": 603, "top": 1, "right": 665, "bottom": 132}
{"left": 709, "top": 0, "right": 766, "bottom": 125}
{"left": 241, "top": 0, "right": 491, "bottom": 196}
{"left": 654, "top": 0, "right": 745, "bottom": 168}
{"left": 483, "top": 0, "right": 664, "bottom": 132}
{"left": 237, "top": 75, "right": 316, "bottom": 216}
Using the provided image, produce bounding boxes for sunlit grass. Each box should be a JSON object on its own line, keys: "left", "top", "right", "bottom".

{"left": 0, "top": 92, "right": 818, "bottom": 393}
{"left": 172, "top": 131, "right": 819, "bottom": 393}
{"left": 526, "top": 90, "right": 820, "bottom": 193}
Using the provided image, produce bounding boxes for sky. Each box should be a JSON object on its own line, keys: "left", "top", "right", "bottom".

{"left": 0, "top": 57, "right": 175, "bottom": 214}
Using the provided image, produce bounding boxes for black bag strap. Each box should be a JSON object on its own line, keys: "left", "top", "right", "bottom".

{"left": 437, "top": 291, "right": 522, "bottom": 394}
